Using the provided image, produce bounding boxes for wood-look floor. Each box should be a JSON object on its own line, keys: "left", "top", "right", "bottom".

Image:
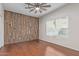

{"left": 0, "top": 40, "right": 79, "bottom": 56}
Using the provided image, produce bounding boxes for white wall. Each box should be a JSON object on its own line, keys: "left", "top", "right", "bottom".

{"left": 0, "top": 4, "right": 4, "bottom": 48}
{"left": 39, "top": 4, "right": 79, "bottom": 51}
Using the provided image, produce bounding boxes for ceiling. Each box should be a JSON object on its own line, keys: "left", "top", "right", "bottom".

{"left": 3, "top": 3, "right": 66, "bottom": 18}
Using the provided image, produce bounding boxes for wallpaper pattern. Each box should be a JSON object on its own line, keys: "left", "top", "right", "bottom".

{"left": 4, "top": 11, "right": 39, "bottom": 44}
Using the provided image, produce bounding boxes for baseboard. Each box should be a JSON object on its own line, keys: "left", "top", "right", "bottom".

{"left": 4, "top": 39, "right": 39, "bottom": 46}
{"left": 39, "top": 39, "right": 79, "bottom": 51}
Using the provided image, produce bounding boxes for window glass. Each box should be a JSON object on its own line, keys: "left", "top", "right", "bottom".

{"left": 46, "top": 16, "right": 68, "bottom": 37}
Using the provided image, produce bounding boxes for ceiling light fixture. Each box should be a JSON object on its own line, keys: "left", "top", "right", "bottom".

{"left": 24, "top": 3, "right": 51, "bottom": 13}
{"left": 36, "top": 7, "right": 40, "bottom": 10}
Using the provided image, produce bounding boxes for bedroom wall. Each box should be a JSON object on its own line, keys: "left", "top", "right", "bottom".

{"left": 4, "top": 10, "right": 39, "bottom": 44}
{"left": 39, "top": 4, "right": 79, "bottom": 51}
{"left": 0, "top": 4, "right": 4, "bottom": 48}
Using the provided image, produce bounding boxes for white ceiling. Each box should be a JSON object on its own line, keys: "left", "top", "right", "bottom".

{"left": 3, "top": 3, "right": 66, "bottom": 18}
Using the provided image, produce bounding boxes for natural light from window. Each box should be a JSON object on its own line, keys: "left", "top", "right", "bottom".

{"left": 46, "top": 16, "right": 68, "bottom": 37}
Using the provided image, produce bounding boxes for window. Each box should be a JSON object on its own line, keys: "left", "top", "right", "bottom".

{"left": 46, "top": 16, "right": 69, "bottom": 37}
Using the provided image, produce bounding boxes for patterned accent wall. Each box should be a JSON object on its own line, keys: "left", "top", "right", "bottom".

{"left": 4, "top": 10, "right": 39, "bottom": 44}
